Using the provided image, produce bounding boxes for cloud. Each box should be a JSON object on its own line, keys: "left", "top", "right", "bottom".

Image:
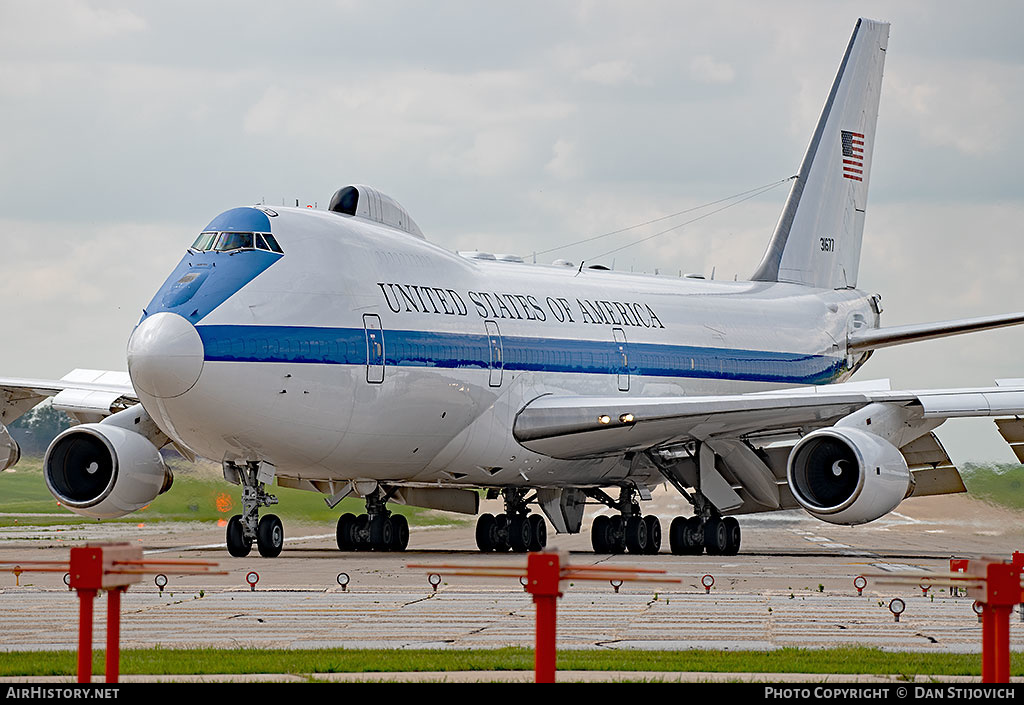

{"left": 688, "top": 55, "right": 737, "bottom": 85}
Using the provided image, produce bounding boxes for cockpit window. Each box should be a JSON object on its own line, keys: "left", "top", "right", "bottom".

{"left": 189, "top": 231, "right": 283, "bottom": 254}
{"left": 213, "top": 232, "right": 254, "bottom": 251}
{"left": 261, "top": 233, "right": 284, "bottom": 254}
{"left": 191, "top": 232, "right": 217, "bottom": 251}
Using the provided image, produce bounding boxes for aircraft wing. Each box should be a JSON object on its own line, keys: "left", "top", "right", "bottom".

{"left": 513, "top": 380, "right": 1024, "bottom": 461}
{"left": 0, "top": 369, "right": 137, "bottom": 426}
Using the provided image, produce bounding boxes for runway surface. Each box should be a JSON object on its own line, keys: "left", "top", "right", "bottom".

{"left": 2, "top": 491, "right": 1024, "bottom": 656}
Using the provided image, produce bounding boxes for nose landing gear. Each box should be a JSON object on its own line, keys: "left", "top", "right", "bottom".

{"left": 224, "top": 461, "right": 282, "bottom": 558}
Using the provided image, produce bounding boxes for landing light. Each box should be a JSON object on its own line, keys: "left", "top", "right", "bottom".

{"left": 619, "top": 413, "right": 635, "bottom": 424}
{"left": 598, "top": 415, "right": 611, "bottom": 425}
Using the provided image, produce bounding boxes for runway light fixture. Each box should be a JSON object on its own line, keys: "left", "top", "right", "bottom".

{"left": 337, "top": 573, "right": 350, "bottom": 592}
{"left": 246, "top": 571, "right": 260, "bottom": 592}
{"left": 428, "top": 573, "right": 442, "bottom": 592}
{"left": 919, "top": 582, "right": 931, "bottom": 596}
{"left": 154, "top": 574, "right": 168, "bottom": 594}
{"left": 889, "top": 597, "right": 905, "bottom": 622}
{"left": 520, "top": 576, "right": 529, "bottom": 592}
{"left": 63, "top": 572, "right": 71, "bottom": 591}
{"left": 610, "top": 579, "right": 623, "bottom": 594}
{"left": 701, "top": 574, "right": 715, "bottom": 594}
{"left": 853, "top": 575, "right": 867, "bottom": 596}
{"left": 974, "top": 601, "right": 985, "bottom": 624}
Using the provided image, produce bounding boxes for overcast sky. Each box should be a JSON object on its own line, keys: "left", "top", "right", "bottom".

{"left": 1, "top": 1, "right": 1022, "bottom": 463}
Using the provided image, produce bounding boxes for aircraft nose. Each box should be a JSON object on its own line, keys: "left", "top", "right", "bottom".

{"left": 127, "top": 312, "right": 205, "bottom": 399}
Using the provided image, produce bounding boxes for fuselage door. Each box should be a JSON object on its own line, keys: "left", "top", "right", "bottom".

{"left": 363, "top": 313, "right": 385, "bottom": 384}
{"left": 485, "top": 320, "right": 503, "bottom": 387}
{"left": 613, "top": 327, "right": 629, "bottom": 392}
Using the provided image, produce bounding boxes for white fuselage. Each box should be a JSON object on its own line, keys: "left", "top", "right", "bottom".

{"left": 129, "top": 206, "right": 878, "bottom": 491}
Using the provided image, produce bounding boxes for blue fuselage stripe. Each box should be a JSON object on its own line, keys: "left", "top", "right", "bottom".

{"left": 197, "top": 325, "right": 845, "bottom": 385}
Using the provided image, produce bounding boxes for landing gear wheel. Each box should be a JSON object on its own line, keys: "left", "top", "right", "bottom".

{"left": 226, "top": 515, "right": 252, "bottom": 557}
{"left": 390, "top": 514, "right": 410, "bottom": 551}
{"left": 352, "top": 515, "right": 371, "bottom": 551}
{"left": 643, "top": 515, "right": 662, "bottom": 554}
{"left": 336, "top": 513, "right": 358, "bottom": 551}
{"left": 528, "top": 514, "right": 547, "bottom": 552}
{"left": 625, "top": 515, "right": 648, "bottom": 554}
{"left": 256, "top": 514, "right": 284, "bottom": 558}
{"left": 607, "top": 515, "right": 626, "bottom": 554}
{"left": 704, "top": 517, "right": 728, "bottom": 556}
{"left": 508, "top": 515, "right": 532, "bottom": 552}
{"left": 668, "top": 517, "right": 686, "bottom": 555}
{"left": 592, "top": 515, "right": 611, "bottom": 553}
{"left": 493, "top": 514, "right": 511, "bottom": 551}
{"left": 723, "top": 517, "right": 741, "bottom": 555}
{"left": 684, "top": 517, "right": 705, "bottom": 554}
{"left": 370, "top": 515, "right": 394, "bottom": 550}
{"left": 476, "top": 513, "right": 498, "bottom": 552}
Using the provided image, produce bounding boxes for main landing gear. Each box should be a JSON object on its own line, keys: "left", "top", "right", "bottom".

{"left": 336, "top": 487, "right": 410, "bottom": 552}
{"left": 587, "top": 487, "right": 662, "bottom": 555}
{"left": 668, "top": 515, "right": 741, "bottom": 556}
{"left": 225, "top": 461, "right": 284, "bottom": 558}
{"left": 475, "top": 488, "right": 548, "bottom": 552}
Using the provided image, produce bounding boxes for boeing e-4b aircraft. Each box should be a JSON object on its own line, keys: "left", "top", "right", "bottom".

{"left": 4, "top": 18, "right": 1024, "bottom": 558}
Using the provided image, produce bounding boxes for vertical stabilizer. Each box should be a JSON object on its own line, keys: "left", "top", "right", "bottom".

{"left": 751, "top": 18, "right": 889, "bottom": 289}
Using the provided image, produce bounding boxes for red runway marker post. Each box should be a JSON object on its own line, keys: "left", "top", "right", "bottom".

{"left": 1, "top": 543, "right": 222, "bottom": 683}
{"left": 409, "top": 551, "right": 679, "bottom": 683}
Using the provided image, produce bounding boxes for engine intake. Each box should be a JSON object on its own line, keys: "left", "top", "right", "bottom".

{"left": 44, "top": 424, "right": 172, "bottom": 519}
{"left": 787, "top": 426, "right": 912, "bottom": 525}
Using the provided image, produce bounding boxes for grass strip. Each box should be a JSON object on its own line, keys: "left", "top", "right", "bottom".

{"left": 0, "top": 647, "right": 1018, "bottom": 678}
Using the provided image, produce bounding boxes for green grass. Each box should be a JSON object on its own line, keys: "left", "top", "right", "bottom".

{"left": 961, "top": 462, "right": 1024, "bottom": 512}
{"left": 0, "top": 457, "right": 460, "bottom": 529}
{"left": 0, "top": 646, "right": 1017, "bottom": 678}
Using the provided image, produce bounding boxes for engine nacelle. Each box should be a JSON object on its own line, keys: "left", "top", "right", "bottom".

{"left": 787, "top": 426, "right": 912, "bottom": 525}
{"left": 44, "top": 424, "right": 173, "bottom": 519}
{"left": 1, "top": 424, "right": 21, "bottom": 471}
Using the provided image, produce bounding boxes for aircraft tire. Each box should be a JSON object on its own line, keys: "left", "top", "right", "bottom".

{"left": 723, "top": 517, "right": 741, "bottom": 555}
{"left": 352, "top": 515, "right": 371, "bottom": 551}
{"left": 668, "top": 516, "right": 687, "bottom": 555}
{"left": 643, "top": 515, "right": 662, "bottom": 554}
{"left": 257, "top": 514, "right": 284, "bottom": 558}
{"left": 336, "top": 513, "right": 358, "bottom": 551}
{"left": 592, "top": 515, "right": 611, "bottom": 553}
{"left": 704, "top": 517, "right": 728, "bottom": 556}
{"left": 624, "top": 515, "right": 648, "bottom": 554}
{"left": 528, "top": 514, "right": 547, "bottom": 551}
{"left": 391, "top": 514, "right": 410, "bottom": 551}
{"left": 493, "top": 514, "right": 511, "bottom": 551}
{"left": 508, "top": 515, "right": 532, "bottom": 552}
{"left": 226, "top": 515, "right": 252, "bottom": 557}
{"left": 476, "top": 513, "right": 498, "bottom": 551}
{"left": 607, "top": 515, "right": 626, "bottom": 554}
{"left": 369, "top": 515, "right": 394, "bottom": 551}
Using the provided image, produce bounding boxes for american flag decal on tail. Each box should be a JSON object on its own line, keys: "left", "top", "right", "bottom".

{"left": 841, "top": 130, "right": 865, "bottom": 181}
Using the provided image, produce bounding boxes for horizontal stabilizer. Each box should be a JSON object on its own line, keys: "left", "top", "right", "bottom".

{"left": 848, "top": 311, "right": 1024, "bottom": 353}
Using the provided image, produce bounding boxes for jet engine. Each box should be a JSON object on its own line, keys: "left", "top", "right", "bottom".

{"left": 44, "top": 423, "right": 173, "bottom": 519}
{"left": 1, "top": 424, "right": 20, "bottom": 471}
{"left": 786, "top": 426, "right": 912, "bottom": 525}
